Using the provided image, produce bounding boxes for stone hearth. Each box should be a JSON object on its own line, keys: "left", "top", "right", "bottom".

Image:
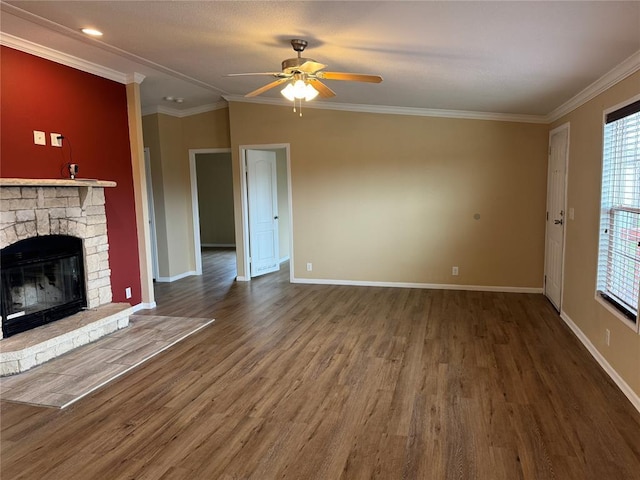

{"left": 0, "top": 303, "right": 132, "bottom": 376}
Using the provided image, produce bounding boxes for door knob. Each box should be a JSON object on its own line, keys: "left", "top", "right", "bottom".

{"left": 554, "top": 219, "right": 563, "bottom": 225}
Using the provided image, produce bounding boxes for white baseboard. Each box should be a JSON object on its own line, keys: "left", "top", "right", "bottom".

{"left": 132, "top": 302, "right": 156, "bottom": 312}
{"left": 155, "top": 270, "right": 198, "bottom": 283}
{"left": 560, "top": 311, "right": 640, "bottom": 413}
{"left": 290, "top": 277, "right": 542, "bottom": 294}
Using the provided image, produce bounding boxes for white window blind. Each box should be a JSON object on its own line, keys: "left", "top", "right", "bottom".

{"left": 597, "top": 99, "right": 640, "bottom": 322}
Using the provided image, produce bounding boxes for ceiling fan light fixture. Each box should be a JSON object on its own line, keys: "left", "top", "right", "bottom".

{"left": 304, "top": 83, "right": 319, "bottom": 101}
{"left": 292, "top": 79, "right": 308, "bottom": 99}
{"left": 281, "top": 83, "right": 296, "bottom": 101}
{"left": 281, "top": 79, "right": 319, "bottom": 102}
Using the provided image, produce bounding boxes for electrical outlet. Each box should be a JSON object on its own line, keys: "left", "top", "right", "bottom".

{"left": 306, "top": 262, "right": 312, "bottom": 272}
{"left": 33, "top": 130, "right": 46, "bottom": 145}
{"left": 50, "top": 133, "right": 62, "bottom": 147}
{"left": 452, "top": 266, "right": 459, "bottom": 276}
{"left": 125, "top": 287, "right": 132, "bottom": 299}
{"left": 605, "top": 328, "right": 610, "bottom": 346}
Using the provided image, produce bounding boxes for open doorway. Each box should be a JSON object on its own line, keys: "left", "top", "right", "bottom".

{"left": 189, "top": 148, "right": 236, "bottom": 278}
{"left": 239, "top": 144, "right": 292, "bottom": 281}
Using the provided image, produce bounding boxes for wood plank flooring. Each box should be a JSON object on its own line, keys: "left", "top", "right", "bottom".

{"left": 1, "top": 248, "right": 639, "bottom": 479}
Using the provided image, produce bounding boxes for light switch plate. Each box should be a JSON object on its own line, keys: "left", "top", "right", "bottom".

{"left": 33, "top": 130, "right": 46, "bottom": 145}
{"left": 50, "top": 133, "right": 62, "bottom": 147}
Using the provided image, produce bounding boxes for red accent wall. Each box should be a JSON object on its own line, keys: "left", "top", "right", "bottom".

{"left": 1, "top": 46, "right": 142, "bottom": 306}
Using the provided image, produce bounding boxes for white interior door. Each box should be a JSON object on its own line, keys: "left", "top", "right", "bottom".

{"left": 544, "top": 124, "right": 569, "bottom": 310}
{"left": 246, "top": 149, "right": 280, "bottom": 277}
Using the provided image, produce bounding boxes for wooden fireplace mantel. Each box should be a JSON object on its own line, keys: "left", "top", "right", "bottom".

{"left": 0, "top": 178, "right": 117, "bottom": 188}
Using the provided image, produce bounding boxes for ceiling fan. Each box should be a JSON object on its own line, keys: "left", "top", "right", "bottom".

{"left": 227, "top": 39, "right": 383, "bottom": 101}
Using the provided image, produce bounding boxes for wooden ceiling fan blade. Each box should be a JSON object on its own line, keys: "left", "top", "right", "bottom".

{"left": 226, "top": 72, "right": 288, "bottom": 77}
{"left": 318, "top": 72, "right": 383, "bottom": 83}
{"left": 308, "top": 79, "right": 336, "bottom": 98}
{"left": 245, "top": 78, "right": 289, "bottom": 97}
{"left": 298, "top": 61, "right": 327, "bottom": 74}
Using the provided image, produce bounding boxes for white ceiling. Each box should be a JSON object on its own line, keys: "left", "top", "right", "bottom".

{"left": 2, "top": 1, "right": 639, "bottom": 118}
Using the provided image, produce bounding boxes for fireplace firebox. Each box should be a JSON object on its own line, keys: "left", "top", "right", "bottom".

{"left": 1, "top": 235, "right": 86, "bottom": 338}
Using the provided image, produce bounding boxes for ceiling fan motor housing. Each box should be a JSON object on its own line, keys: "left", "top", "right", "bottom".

{"left": 290, "top": 39, "right": 308, "bottom": 52}
{"left": 282, "top": 57, "right": 316, "bottom": 74}
{"left": 283, "top": 39, "right": 313, "bottom": 74}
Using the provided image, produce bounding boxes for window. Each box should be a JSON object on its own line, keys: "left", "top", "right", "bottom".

{"left": 597, "top": 99, "right": 640, "bottom": 325}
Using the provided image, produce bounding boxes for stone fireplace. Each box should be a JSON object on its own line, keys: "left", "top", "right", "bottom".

{"left": 0, "top": 179, "right": 132, "bottom": 375}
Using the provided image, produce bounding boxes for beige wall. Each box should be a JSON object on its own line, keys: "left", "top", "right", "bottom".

{"left": 196, "top": 152, "right": 235, "bottom": 246}
{"left": 551, "top": 71, "right": 640, "bottom": 399}
{"left": 229, "top": 102, "right": 548, "bottom": 286}
{"left": 159, "top": 113, "right": 193, "bottom": 278}
{"left": 183, "top": 108, "right": 231, "bottom": 149}
{"left": 141, "top": 77, "right": 638, "bottom": 402}
{"left": 141, "top": 114, "right": 170, "bottom": 278}
{"left": 142, "top": 108, "right": 230, "bottom": 279}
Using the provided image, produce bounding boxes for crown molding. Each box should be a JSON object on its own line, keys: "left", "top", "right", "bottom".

{"left": 546, "top": 49, "right": 640, "bottom": 123}
{"left": 222, "top": 94, "right": 547, "bottom": 124}
{"left": 0, "top": 32, "right": 130, "bottom": 84}
{"left": 5, "top": 19, "right": 635, "bottom": 125}
{"left": 126, "top": 72, "right": 146, "bottom": 84}
{"left": 143, "top": 48, "right": 640, "bottom": 123}
{"left": 142, "top": 101, "right": 228, "bottom": 118}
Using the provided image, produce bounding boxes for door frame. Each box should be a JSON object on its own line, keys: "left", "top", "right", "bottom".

{"left": 239, "top": 144, "right": 293, "bottom": 282}
{"left": 544, "top": 122, "right": 570, "bottom": 311}
{"left": 143, "top": 147, "right": 160, "bottom": 280}
{"left": 189, "top": 148, "right": 233, "bottom": 276}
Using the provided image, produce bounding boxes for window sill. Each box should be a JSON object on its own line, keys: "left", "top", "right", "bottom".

{"left": 595, "top": 293, "right": 639, "bottom": 333}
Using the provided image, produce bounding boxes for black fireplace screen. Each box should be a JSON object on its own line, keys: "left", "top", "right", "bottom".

{"left": 1, "top": 235, "right": 86, "bottom": 338}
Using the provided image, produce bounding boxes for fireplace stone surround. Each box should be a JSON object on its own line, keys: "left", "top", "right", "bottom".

{"left": 0, "top": 179, "right": 132, "bottom": 375}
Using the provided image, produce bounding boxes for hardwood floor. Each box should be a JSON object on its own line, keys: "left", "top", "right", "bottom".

{"left": 1, "top": 248, "right": 639, "bottom": 479}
